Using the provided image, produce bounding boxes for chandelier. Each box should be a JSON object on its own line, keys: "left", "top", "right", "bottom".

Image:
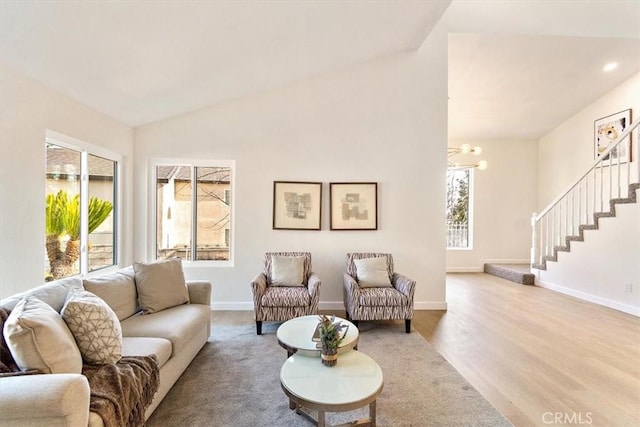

{"left": 447, "top": 144, "right": 487, "bottom": 170}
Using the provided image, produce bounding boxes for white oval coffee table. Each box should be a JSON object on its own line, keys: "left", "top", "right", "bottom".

{"left": 277, "top": 315, "right": 359, "bottom": 357}
{"left": 280, "top": 350, "right": 383, "bottom": 427}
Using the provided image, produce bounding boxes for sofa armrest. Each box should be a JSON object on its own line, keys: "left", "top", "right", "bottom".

{"left": 0, "top": 373, "right": 90, "bottom": 427}
{"left": 392, "top": 272, "right": 416, "bottom": 298}
{"left": 342, "top": 273, "right": 359, "bottom": 294}
{"left": 342, "top": 273, "right": 360, "bottom": 315}
{"left": 187, "top": 281, "right": 212, "bottom": 306}
{"left": 307, "top": 273, "right": 321, "bottom": 312}
{"left": 250, "top": 273, "right": 267, "bottom": 296}
{"left": 307, "top": 273, "right": 321, "bottom": 299}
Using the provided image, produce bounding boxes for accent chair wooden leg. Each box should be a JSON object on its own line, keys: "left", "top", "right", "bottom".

{"left": 256, "top": 321, "right": 262, "bottom": 335}
{"left": 405, "top": 319, "right": 411, "bottom": 333}
{"left": 352, "top": 320, "right": 359, "bottom": 328}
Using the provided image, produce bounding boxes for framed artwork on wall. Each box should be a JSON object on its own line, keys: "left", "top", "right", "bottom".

{"left": 330, "top": 182, "right": 377, "bottom": 230}
{"left": 594, "top": 109, "right": 632, "bottom": 164}
{"left": 272, "top": 181, "right": 322, "bottom": 230}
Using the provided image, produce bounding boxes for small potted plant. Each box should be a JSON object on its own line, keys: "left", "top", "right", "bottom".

{"left": 318, "top": 315, "right": 348, "bottom": 367}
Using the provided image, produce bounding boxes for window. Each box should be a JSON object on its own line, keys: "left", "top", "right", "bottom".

{"left": 45, "top": 132, "right": 119, "bottom": 281}
{"left": 446, "top": 168, "right": 473, "bottom": 249}
{"left": 153, "top": 160, "right": 234, "bottom": 264}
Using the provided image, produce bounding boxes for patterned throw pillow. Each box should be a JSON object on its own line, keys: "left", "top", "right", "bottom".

{"left": 62, "top": 289, "right": 122, "bottom": 364}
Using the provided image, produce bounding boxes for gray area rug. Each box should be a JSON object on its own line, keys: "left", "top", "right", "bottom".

{"left": 146, "top": 312, "right": 511, "bottom": 427}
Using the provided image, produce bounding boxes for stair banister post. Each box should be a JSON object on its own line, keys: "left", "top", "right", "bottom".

{"left": 531, "top": 213, "right": 538, "bottom": 267}
{"left": 637, "top": 134, "right": 639, "bottom": 183}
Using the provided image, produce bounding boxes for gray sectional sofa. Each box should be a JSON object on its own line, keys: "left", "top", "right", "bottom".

{"left": 0, "top": 263, "right": 211, "bottom": 426}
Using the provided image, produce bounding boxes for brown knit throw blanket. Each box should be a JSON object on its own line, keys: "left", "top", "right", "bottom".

{"left": 82, "top": 355, "right": 160, "bottom": 427}
{"left": 0, "top": 308, "right": 20, "bottom": 374}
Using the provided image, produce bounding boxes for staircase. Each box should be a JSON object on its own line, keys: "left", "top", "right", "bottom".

{"left": 531, "top": 118, "right": 639, "bottom": 271}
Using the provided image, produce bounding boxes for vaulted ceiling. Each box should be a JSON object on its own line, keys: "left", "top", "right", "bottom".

{"left": 1, "top": 0, "right": 639, "bottom": 141}
{"left": 0, "top": 0, "right": 449, "bottom": 127}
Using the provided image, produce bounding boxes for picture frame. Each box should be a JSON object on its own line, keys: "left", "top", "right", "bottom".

{"left": 330, "top": 182, "right": 377, "bottom": 230}
{"left": 272, "top": 181, "right": 322, "bottom": 230}
{"left": 594, "top": 109, "right": 632, "bottom": 164}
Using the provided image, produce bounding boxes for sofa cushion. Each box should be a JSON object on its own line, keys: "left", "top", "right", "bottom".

{"left": 358, "top": 287, "right": 407, "bottom": 306}
{"left": 120, "top": 304, "right": 209, "bottom": 358}
{"left": 354, "top": 257, "right": 392, "bottom": 288}
{"left": 61, "top": 289, "right": 122, "bottom": 365}
{"left": 270, "top": 256, "right": 305, "bottom": 286}
{"left": 260, "top": 286, "right": 310, "bottom": 307}
{"left": 122, "top": 337, "right": 172, "bottom": 368}
{"left": 0, "top": 276, "right": 83, "bottom": 313}
{"left": 133, "top": 258, "right": 189, "bottom": 314}
{"left": 3, "top": 297, "right": 82, "bottom": 374}
{"left": 83, "top": 270, "right": 138, "bottom": 321}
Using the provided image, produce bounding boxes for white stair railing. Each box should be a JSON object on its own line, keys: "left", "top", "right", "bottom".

{"left": 531, "top": 119, "right": 639, "bottom": 269}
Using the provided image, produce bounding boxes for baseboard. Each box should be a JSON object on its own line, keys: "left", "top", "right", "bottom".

{"left": 319, "top": 301, "right": 348, "bottom": 311}
{"left": 414, "top": 301, "right": 448, "bottom": 310}
{"left": 446, "top": 267, "right": 483, "bottom": 273}
{"left": 536, "top": 280, "right": 640, "bottom": 317}
{"left": 212, "top": 302, "right": 253, "bottom": 311}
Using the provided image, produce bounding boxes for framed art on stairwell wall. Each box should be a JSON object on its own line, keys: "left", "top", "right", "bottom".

{"left": 594, "top": 109, "right": 632, "bottom": 164}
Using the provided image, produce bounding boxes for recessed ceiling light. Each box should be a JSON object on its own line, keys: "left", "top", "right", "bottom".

{"left": 603, "top": 62, "right": 618, "bottom": 72}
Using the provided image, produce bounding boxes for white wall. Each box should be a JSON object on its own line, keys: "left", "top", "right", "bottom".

{"left": 447, "top": 139, "right": 538, "bottom": 271}
{"left": 538, "top": 72, "right": 640, "bottom": 208}
{"left": 133, "top": 26, "right": 449, "bottom": 310}
{"left": 0, "top": 63, "right": 134, "bottom": 299}
{"left": 534, "top": 72, "right": 640, "bottom": 315}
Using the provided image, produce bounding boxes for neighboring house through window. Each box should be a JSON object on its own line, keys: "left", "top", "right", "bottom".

{"left": 45, "top": 131, "right": 119, "bottom": 281}
{"left": 152, "top": 160, "right": 234, "bottom": 264}
{"left": 446, "top": 168, "right": 473, "bottom": 249}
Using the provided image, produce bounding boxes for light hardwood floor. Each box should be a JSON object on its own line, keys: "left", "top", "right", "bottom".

{"left": 412, "top": 273, "right": 640, "bottom": 427}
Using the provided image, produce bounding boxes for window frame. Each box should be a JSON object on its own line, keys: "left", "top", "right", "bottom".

{"left": 45, "top": 130, "right": 122, "bottom": 278}
{"left": 148, "top": 158, "right": 235, "bottom": 267}
{"left": 446, "top": 167, "right": 475, "bottom": 251}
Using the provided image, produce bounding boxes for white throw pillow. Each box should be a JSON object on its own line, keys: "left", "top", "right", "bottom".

{"left": 3, "top": 297, "right": 83, "bottom": 374}
{"left": 133, "top": 258, "right": 189, "bottom": 314}
{"left": 271, "top": 256, "right": 305, "bottom": 287}
{"left": 62, "top": 288, "right": 123, "bottom": 365}
{"left": 354, "top": 257, "right": 392, "bottom": 287}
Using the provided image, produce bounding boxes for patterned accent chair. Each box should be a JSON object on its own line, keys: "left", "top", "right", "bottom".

{"left": 343, "top": 253, "right": 416, "bottom": 333}
{"left": 250, "top": 252, "right": 321, "bottom": 335}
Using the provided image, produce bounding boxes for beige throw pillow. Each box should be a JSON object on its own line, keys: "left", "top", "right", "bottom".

{"left": 3, "top": 297, "right": 82, "bottom": 374}
{"left": 62, "top": 289, "right": 122, "bottom": 364}
{"left": 83, "top": 270, "right": 138, "bottom": 321}
{"left": 133, "top": 258, "right": 189, "bottom": 314}
{"left": 354, "top": 257, "right": 392, "bottom": 287}
{"left": 271, "top": 256, "right": 305, "bottom": 286}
